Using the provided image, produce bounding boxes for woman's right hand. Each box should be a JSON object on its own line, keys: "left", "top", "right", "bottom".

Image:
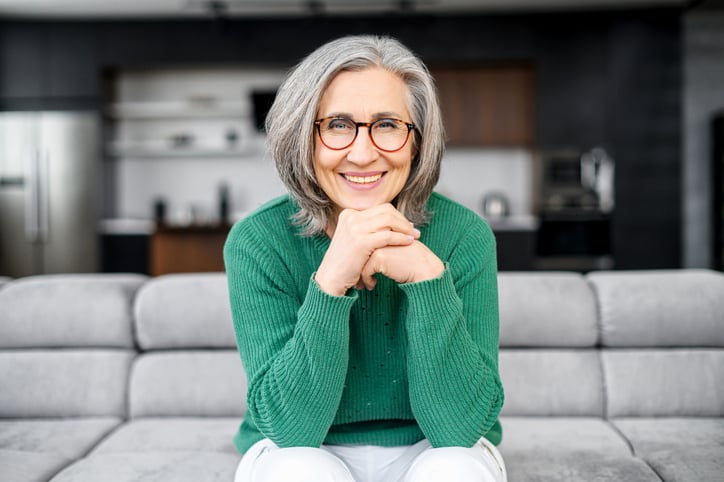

{"left": 314, "top": 203, "right": 420, "bottom": 296}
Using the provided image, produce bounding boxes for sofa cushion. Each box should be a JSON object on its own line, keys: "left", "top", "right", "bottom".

{"left": 644, "top": 446, "right": 724, "bottom": 482}
{"left": 0, "top": 449, "right": 72, "bottom": 482}
{"left": 504, "top": 453, "right": 660, "bottom": 482}
{"left": 498, "top": 417, "right": 631, "bottom": 456}
{"left": 499, "top": 350, "right": 603, "bottom": 416}
{"left": 133, "top": 273, "right": 235, "bottom": 350}
{"left": 613, "top": 418, "right": 724, "bottom": 455}
{"left": 0, "top": 418, "right": 121, "bottom": 460}
{"left": 603, "top": 350, "right": 724, "bottom": 417}
{"left": 49, "top": 451, "right": 241, "bottom": 482}
{"left": 587, "top": 270, "right": 724, "bottom": 347}
{"left": 91, "top": 418, "right": 240, "bottom": 455}
{"left": 0, "top": 350, "right": 135, "bottom": 417}
{"left": 129, "top": 351, "right": 246, "bottom": 418}
{"left": 498, "top": 272, "right": 598, "bottom": 347}
{"left": 0, "top": 274, "right": 146, "bottom": 348}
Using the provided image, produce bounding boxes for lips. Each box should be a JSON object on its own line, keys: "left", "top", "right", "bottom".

{"left": 341, "top": 173, "right": 384, "bottom": 184}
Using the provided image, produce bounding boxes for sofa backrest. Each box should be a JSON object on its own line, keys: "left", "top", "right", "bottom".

{"left": 0, "top": 274, "right": 145, "bottom": 418}
{"left": 130, "top": 273, "right": 246, "bottom": 418}
{"left": 588, "top": 270, "right": 724, "bottom": 418}
{"left": 497, "top": 272, "right": 604, "bottom": 417}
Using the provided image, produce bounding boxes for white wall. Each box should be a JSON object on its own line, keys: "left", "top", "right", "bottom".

{"left": 112, "top": 67, "right": 533, "bottom": 224}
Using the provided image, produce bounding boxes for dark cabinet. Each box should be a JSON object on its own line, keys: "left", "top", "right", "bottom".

{"left": 0, "top": 23, "right": 99, "bottom": 107}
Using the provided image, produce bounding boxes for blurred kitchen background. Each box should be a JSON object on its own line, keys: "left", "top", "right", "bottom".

{"left": 0, "top": 0, "right": 723, "bottom": 276}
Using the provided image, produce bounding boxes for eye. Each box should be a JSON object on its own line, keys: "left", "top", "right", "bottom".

{"left": 373, "top": 119, "right": 402, "bottom": 131}
{"left": 326, "top": 118, "right": 354, "bottom": 131}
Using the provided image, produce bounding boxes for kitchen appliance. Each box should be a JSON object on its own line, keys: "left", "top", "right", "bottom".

{"left": 534, "top": 147, "right": 615, "bottom": 271}
{"left": 481, "top": 192, "right": 510, "bottom": 219}
{"left": 0, "top": 111, "right": 100, "bottom": 277}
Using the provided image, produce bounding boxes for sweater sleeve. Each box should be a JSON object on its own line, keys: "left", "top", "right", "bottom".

{"left": 398, "top": 216, "right": 504, "bottom": 448}
{"left": 224, "top": 221, "right": 356, "bottom": 448}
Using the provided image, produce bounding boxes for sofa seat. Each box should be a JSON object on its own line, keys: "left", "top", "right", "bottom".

{"left": 0, "top": 449, "right": 73, "bottom": 482}
{"left": 613, "top": 417, "right": 724, "bottom": 455}
{"left": 90, "top": 418, "right": 241, "bottom": 455}
{"left": 49, "top": 451, "right": 240, "bottom": 482}
{"left": 0, "top": 418, "right": 122, "bottom": 459}
{"left": 498, "top": 417, "right": 631, "bottom": 456}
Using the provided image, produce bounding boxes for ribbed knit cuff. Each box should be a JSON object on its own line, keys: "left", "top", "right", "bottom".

{"left": 297, "top": 273, "right": 359, "bottom": 329}
{"left": 398, "top": 268, "right": 462, "bottom": 332}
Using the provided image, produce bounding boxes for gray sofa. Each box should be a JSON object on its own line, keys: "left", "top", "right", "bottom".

{"left": 0, "top": 269, "right": 722, "bottom": 482}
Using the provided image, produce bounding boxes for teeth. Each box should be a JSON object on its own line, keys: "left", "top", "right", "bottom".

{"left": 343, "top": 174, "right": 382, "bottom": 184}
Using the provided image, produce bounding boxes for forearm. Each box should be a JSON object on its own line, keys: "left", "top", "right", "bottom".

{"left": 400, "top": 269, "right": 503, "bottom": 448}
{"left": 246, "top": 279, "right": 354, "bottom": 447}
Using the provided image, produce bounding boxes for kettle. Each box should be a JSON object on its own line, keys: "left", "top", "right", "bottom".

{"left": 482, "top": 192, "right": 510, "bottom": 219}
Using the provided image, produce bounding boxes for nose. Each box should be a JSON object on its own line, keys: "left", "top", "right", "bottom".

{"left": 346, "top": 126, "right": 379, "bottom": 165}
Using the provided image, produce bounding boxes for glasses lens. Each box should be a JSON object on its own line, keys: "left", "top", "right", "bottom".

{"left": 370, "top": 119, "right": 410, "bottom": 152}
{"left": 319, "top": 118, "right": 356, "bottom": 149}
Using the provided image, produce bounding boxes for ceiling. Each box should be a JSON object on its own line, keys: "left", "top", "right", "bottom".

{"left": 0, "top": 0, "right": 689, "bottom": 19}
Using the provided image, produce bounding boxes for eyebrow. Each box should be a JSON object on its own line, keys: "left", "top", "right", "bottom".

{"left": 324, "top": 111, "right": 404, "bottom": 120}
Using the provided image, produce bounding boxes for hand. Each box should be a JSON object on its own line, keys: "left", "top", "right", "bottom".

{"left": 359, "top": 240, "right": 445, "bottom": 290}
{"left": 314, "top": 204, "right": 420, "bottom": 296}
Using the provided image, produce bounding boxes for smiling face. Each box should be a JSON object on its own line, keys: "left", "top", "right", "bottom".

{"left": 314, "top": 67, "right": 414, "bottom": 221}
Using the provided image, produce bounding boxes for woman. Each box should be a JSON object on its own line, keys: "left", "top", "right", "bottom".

{"left": 224, "top": 35, "right": 505, "bottom": 482}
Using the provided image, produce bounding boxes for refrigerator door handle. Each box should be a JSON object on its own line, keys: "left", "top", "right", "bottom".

{"left": 25, "top": 147, "right": 49, "bottom": 243}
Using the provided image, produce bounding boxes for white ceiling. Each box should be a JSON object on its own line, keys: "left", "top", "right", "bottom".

{"left": 0, "top": 0, "right": 687, "bottom": 19}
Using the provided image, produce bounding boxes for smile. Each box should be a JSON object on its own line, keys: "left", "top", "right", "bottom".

{"left": 342, "top": 173, "right": 384, "bottom": 184}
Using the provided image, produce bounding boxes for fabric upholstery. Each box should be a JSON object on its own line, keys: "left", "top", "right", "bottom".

{"left": 129, "top": 351, "right": 246, "bottom": 418}
{"left": 498, "top": 417, "right": 631, "bottom": 456}
{"left": 603, "top": 350, "right": 724, "bottom": 417}
{"left": 644, "top": 446, "right": 724, "bottom": 482}
{"left": 498, "top": 272, "right": 598, "bottom": 347}
{"left": 613, "top": 418, "right": 724, "bottom": 455}
{"left": 49, "top": 451, "right": 241, "bottom": 482}
{"left": 0, "top": 418, "right": 120, "bottom": 459}
{"left": 504, "top": 453, "right": 660, "bottom": 482}
{"left": 133, "top": 273, "right": 235, "bottom": 350}
{"left": 0, "top": 274, "right": 145, "bottom": 349}
{"left": 499, "top": 350, "right": 604, "bottom": 416}
{"left": 1, "top": 269, "right": 722, "bottom": 482}
{"left": 0, "top": 450, "right": 72, "bottom": 482}
{"left": 91, "top": 418, "right": 240, "bottom": 455}
{"left": 0, "top": 350, "right": 135, "bottom": 417}
{"left": 587, "top": 270, "right": 724, "bottom": 347}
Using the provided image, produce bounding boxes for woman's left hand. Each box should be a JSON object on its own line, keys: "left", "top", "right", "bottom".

{"left": 359, "top": 240, "right": 445, "bottom": 290}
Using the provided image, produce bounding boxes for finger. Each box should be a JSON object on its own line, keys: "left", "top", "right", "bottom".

{"left": 368, "top": 230, "right": 417, "bottom": 249}
{"left": 360, "top": 264, "right": 377, "bottom": 290}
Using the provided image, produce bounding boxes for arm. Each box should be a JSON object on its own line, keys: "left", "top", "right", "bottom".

{"left": 399, "top": 217, "right": 504, "bottom": 448}
{"left": 224, "top": 220, "right": 356, "bottom": 448}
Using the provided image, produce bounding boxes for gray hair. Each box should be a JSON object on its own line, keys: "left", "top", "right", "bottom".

{"left": 266, "top": 35, "right": 445, "bottom": 236}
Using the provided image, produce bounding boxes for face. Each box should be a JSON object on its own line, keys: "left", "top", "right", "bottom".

{"left": 314, "top": 67, "right": 414, "bottom": 218}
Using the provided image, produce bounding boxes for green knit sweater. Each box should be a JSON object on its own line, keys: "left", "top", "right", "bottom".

{"left": 223, "top": 192, "right": 504, "bottom": 454}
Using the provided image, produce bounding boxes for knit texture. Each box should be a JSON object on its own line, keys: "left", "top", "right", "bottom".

{"left": 224, "top": 192, "right": 504, "bottom": 453}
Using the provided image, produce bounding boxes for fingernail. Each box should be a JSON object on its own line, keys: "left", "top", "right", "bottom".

{"left": 412, "top": 228, "right": 421, "bottom": 237}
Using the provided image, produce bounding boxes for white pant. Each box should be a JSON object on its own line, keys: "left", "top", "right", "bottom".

{"left": 234, "top": 437, "right": 507, "bottom": 482}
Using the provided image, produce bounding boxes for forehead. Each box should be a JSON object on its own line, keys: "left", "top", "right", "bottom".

{"left": 318, "top": 67, "right": 410, "bottom": 117}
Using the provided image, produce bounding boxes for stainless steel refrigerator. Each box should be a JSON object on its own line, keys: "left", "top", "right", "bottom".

{"left": 0, "top": 111, "right": 99, "bottom": 278}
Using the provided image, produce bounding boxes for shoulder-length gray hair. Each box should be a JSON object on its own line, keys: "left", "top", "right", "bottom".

{"left": 266, "top": 34, "right": 445, "bottom": 236}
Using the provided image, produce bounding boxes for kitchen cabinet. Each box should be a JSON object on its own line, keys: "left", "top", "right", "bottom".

{"left": 0, "top": 23, "right": 99, "bottom": 108}
{"left": 150, "top": 225, "right": 229, "bottom": 276}
{"left": 432, "top": 65, "right": 535, "bottom": 147}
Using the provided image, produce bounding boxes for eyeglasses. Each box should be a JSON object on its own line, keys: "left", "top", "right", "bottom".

{"left": 314, "top": 116, "right": 416, "bottom": 153}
